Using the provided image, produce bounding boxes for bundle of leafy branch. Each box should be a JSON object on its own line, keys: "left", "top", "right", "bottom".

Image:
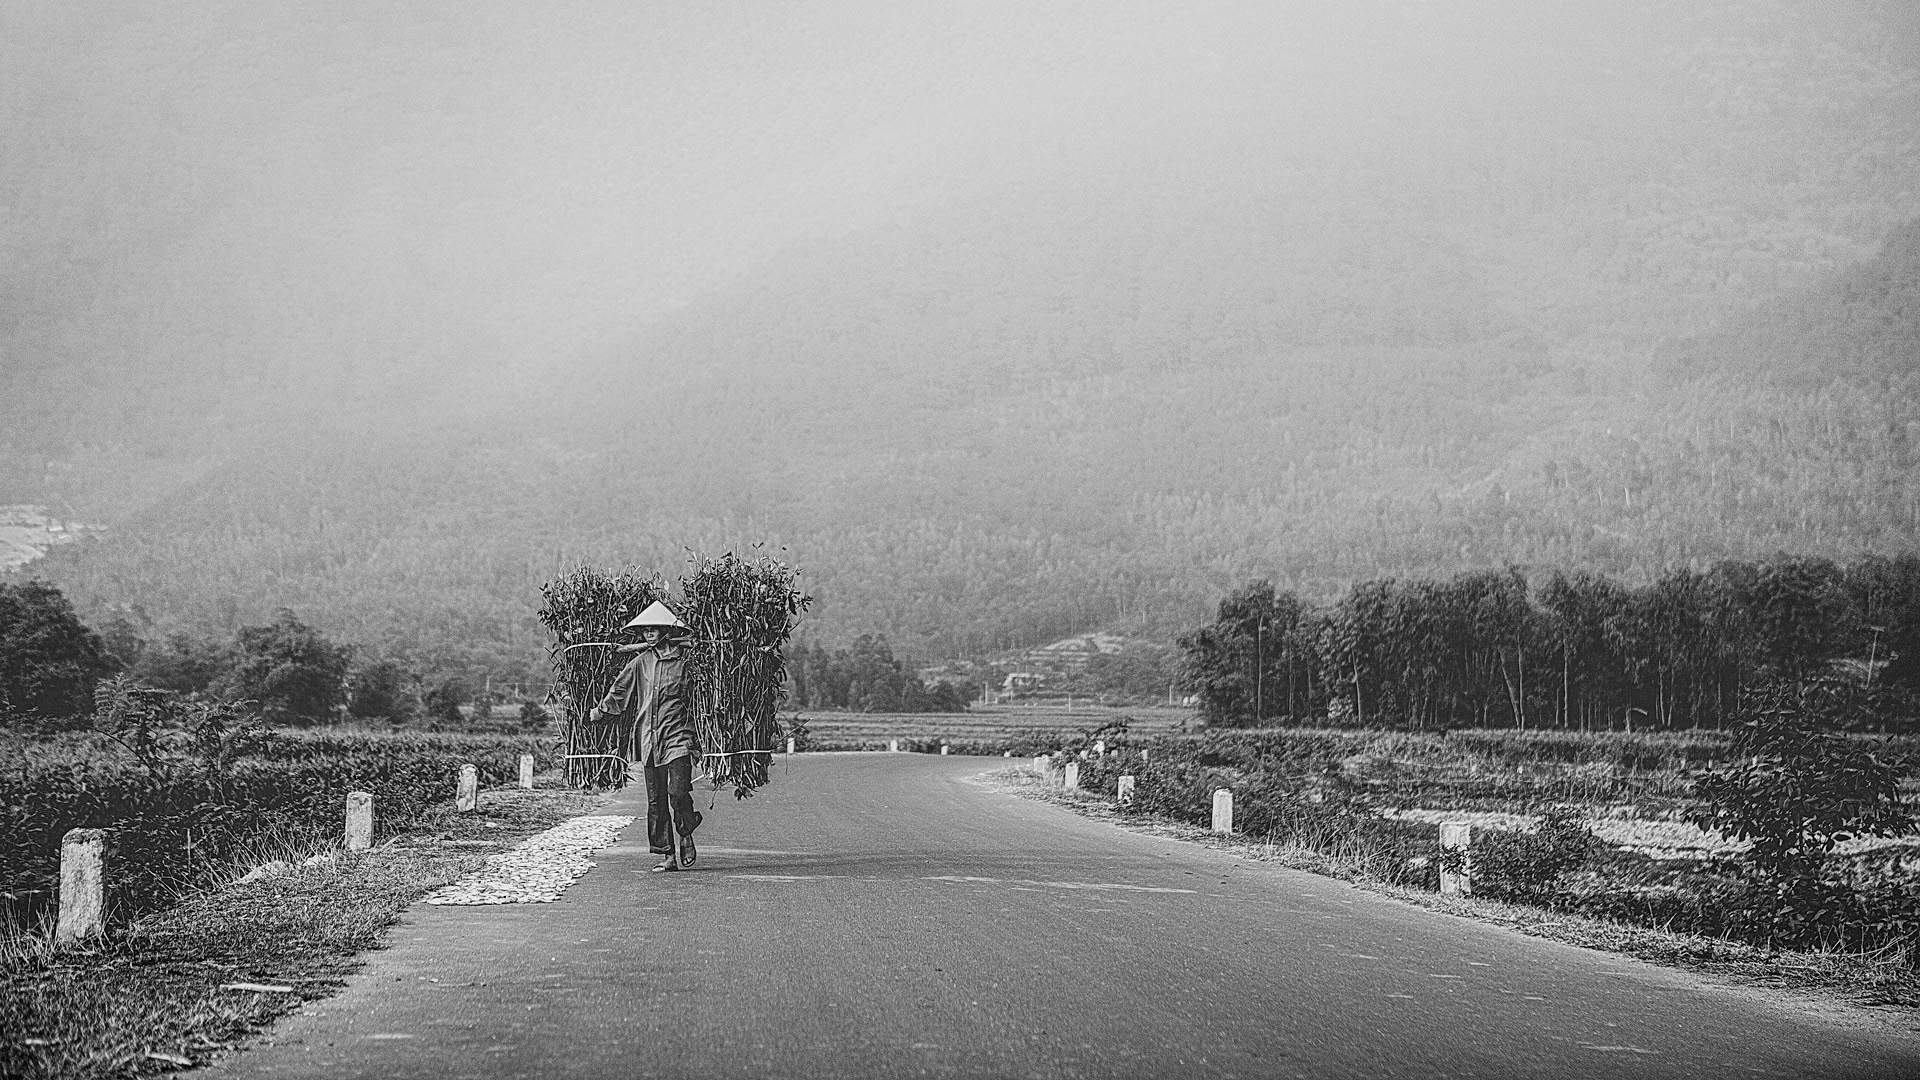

{"left": 679, "top": 551, "right": 810, "bottom": 797}
{"left": 536, "top": 566, "right": 667, "bottom": 787}
{"left": 536, "top": 555, "right": 809, "bottom": 796}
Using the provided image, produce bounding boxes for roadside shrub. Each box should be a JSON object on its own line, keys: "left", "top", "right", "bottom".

{"left": 2, "top": 716, "right": 557, "bottom": 931}
{"left": 1689, "top": 679, "right": 1913, "bottom": 951}
{"left": 1463, "top": 806, "right": 1599, "bottom": 904}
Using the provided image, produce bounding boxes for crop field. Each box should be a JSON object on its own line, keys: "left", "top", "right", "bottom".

{"left": 1033, "top": 726, "right": 1920, "bottom": 960}
{"left": 1, "top": 728, "right": 559, "bottom": 933}
{"left": 792, "top": 704, "right": 1191, "bottom": 753}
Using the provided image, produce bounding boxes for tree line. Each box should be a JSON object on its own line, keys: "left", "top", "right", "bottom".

{"left": 0, "top": 581, "right": 544, "bottom": 730}
{"left": 1179, "top": 555, "right": 1920, "bottom": 733}
{"left": 787, "top": 635, "right": 972, "bottom": 713}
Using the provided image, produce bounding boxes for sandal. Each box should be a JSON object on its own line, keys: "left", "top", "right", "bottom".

{"left": 650, "top": 856, "right": 680, "bottom": 873}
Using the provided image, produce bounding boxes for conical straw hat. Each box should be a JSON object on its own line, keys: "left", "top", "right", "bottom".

{"left": 622, "top": 600, "right": 689, "bottom": 632}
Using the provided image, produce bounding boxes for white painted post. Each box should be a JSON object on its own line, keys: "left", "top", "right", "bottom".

{"left": 940, "top": 743, "right": 950, "bottom": 756}
{"left": 1033, "top": 754, "right": 1048, "bottom": 773}
{"left": 1117, "top": 775, "right": 1136, "bottom": 806}
{"left": 1063, "top": 762, "right": 1080, "bottom": 789}
{"left": 787, "top": 738, "right": 797, "bottom": 755}
{"left": 1140, "top": 748, "right": 1149, "bottom": 763}
{"left": 1211, "top": 789, "right": 1234, "bottom": 834}
{"left": 1440, "top": 823, "right": 1472, "bottom": 896}
{"left": 344, "top": 792, "right": 373, "bottom": 852}
{"left": 518, "top": 754, "right": 535, "bottom": 789}
{"left": 889, "top": 739, "right": 899, "bottom": 753}
{"left": 457, "top": 764, "right": 478, "bottom": 812}
{"left": 56, "top": 828, "right": 107, "bottom": 945}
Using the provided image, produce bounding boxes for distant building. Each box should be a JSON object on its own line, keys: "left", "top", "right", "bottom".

{"left": 1002, "top": 672, "right": 1045, "bottom": 692}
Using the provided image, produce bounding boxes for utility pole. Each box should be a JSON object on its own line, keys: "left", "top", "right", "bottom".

{"left": 1255, "top": 617, "right": 1264, "bottom": 724}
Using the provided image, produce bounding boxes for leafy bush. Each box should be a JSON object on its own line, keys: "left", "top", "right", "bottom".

{"left": 0, "top": 580, "right": 114, "bottom": 724}
{"left": 1689, "top": 680, "right": 1913, "bottom": 950}
{"left": 224, "top": 611, "right": 351, "bottom": 725}
{"left": 1461, "top": 806, "right": 1599, "bottom": 904}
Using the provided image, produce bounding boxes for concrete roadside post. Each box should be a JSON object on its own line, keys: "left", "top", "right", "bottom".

{"left": 940, "top": 742, "right": 950, "bottom": 755}
{"left": 518, "top": 754, "right": 535, "bottom": 789}
{"left": 1211, "top": 789, "right": 1234, "bottom": 834}
{"left": 345, "top": 792, "right": 374, "bottom": 852}
{"left": 1063, "top": 762, "right": 1080, "bottom": 790}
{"left": 55, "top": 828, "right": 107, "bottom": 946}
{"left": 457, "top": 764, "right": 478, "bottom": 812}
{"left": 787, "top": 738, "right": 797, "bottom": 755}
{"left": 1117, "top": 775, "right": 1136, "bottom": 806}
{"left": 1440, "top": 823, "right": 1472, "bottom": 896}
{"left": 1033, "top": 754, "right": 1049, "bottom": 775}
{"left": 890, "top": 739, "right": 899, "bottom": 753}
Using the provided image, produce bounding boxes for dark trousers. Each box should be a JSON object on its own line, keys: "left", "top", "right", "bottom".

{"left": 643, "top": 755, "right": 697, "bottom": 855}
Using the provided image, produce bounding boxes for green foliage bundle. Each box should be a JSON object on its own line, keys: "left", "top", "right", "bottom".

{"left": 537, "top": 554, "right": 810, "bottom": 795}
{"left": 678, "top": 551, "right": 810, "bottom": 797}
{"left": 537, "top": 566, "right": 668, "bottom": 787}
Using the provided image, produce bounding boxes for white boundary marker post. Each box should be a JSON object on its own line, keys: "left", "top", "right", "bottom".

{"left": 889, "top": 739, "right": 899, "bottom": 753}
{"left": 457, "top": 764, "right": 478, "bottom": 812}
{"left": 1211, "top": 789, "right": 1234, "bottom": 834}
{"left": 787, "top": 738, "right": 797, "bottom": 755}
{"left": 345, "top": 792, "right": 374, "bottom": 851}
{"left": 1063, "top": 762, "right": 1080, "bottom": 790}
{"left": 1117, "top": 775, "right": 1136, "bottom": 806}
{"left": 1440, "top": 823, "right": 1472, "bottom": 896}
{"left": 55, "top": 828, "right": 107, "bottom": 945}
{"left": 940, "top": 742, "right": 950, "bottom": 755}
{"left": 518, "top": 754, "right": 535, "bottom": 789}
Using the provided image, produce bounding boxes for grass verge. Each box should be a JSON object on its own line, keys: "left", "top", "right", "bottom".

{"left": 0, "top": 784, "right": 604, "bottom": 1079}
{"left": 981, "top": 765, "right": 1920, "bottom": 1015}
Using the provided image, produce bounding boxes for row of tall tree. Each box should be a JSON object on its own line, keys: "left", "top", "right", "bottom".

{"left": 1179, "top": 556, "right": 1920, "bottom": 732}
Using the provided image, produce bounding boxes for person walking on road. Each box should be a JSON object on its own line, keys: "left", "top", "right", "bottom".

{"left": 591, "top": 601, "right": 703, "bottom": 871}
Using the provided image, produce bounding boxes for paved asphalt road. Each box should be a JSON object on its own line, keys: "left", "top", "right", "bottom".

{"left": 220, "top": 753, "right": 1920, "bottom": 1079}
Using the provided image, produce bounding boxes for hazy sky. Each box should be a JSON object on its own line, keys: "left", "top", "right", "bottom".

{"left": 10, "top": 1, "right": 1812, "bottom": 409}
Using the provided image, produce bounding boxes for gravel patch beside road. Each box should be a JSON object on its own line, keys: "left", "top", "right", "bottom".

{"left": 422, "top": 815, "right": 635, "bottom": 905}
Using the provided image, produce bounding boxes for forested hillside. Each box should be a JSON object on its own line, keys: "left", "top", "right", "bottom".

{"left": 4, "top": 1, "right": 1916, "bottom": 689}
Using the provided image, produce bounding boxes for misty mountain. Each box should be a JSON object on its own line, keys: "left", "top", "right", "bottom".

{"left": 4, "top": 1, "right": 1917, "bottom": 686}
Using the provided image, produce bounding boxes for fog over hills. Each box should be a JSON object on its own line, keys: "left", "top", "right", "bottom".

{"left": 3, "top": 1, "right": 1917, "bottom": 683}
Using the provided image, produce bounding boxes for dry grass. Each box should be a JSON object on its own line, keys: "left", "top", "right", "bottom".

{"left": 0, "top": 786, "right": 602, "bottom": 1079}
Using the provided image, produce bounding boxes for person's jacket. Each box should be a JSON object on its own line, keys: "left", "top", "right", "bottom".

{"left": 591, "top": 640, "right": 694, "bottom": 766}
